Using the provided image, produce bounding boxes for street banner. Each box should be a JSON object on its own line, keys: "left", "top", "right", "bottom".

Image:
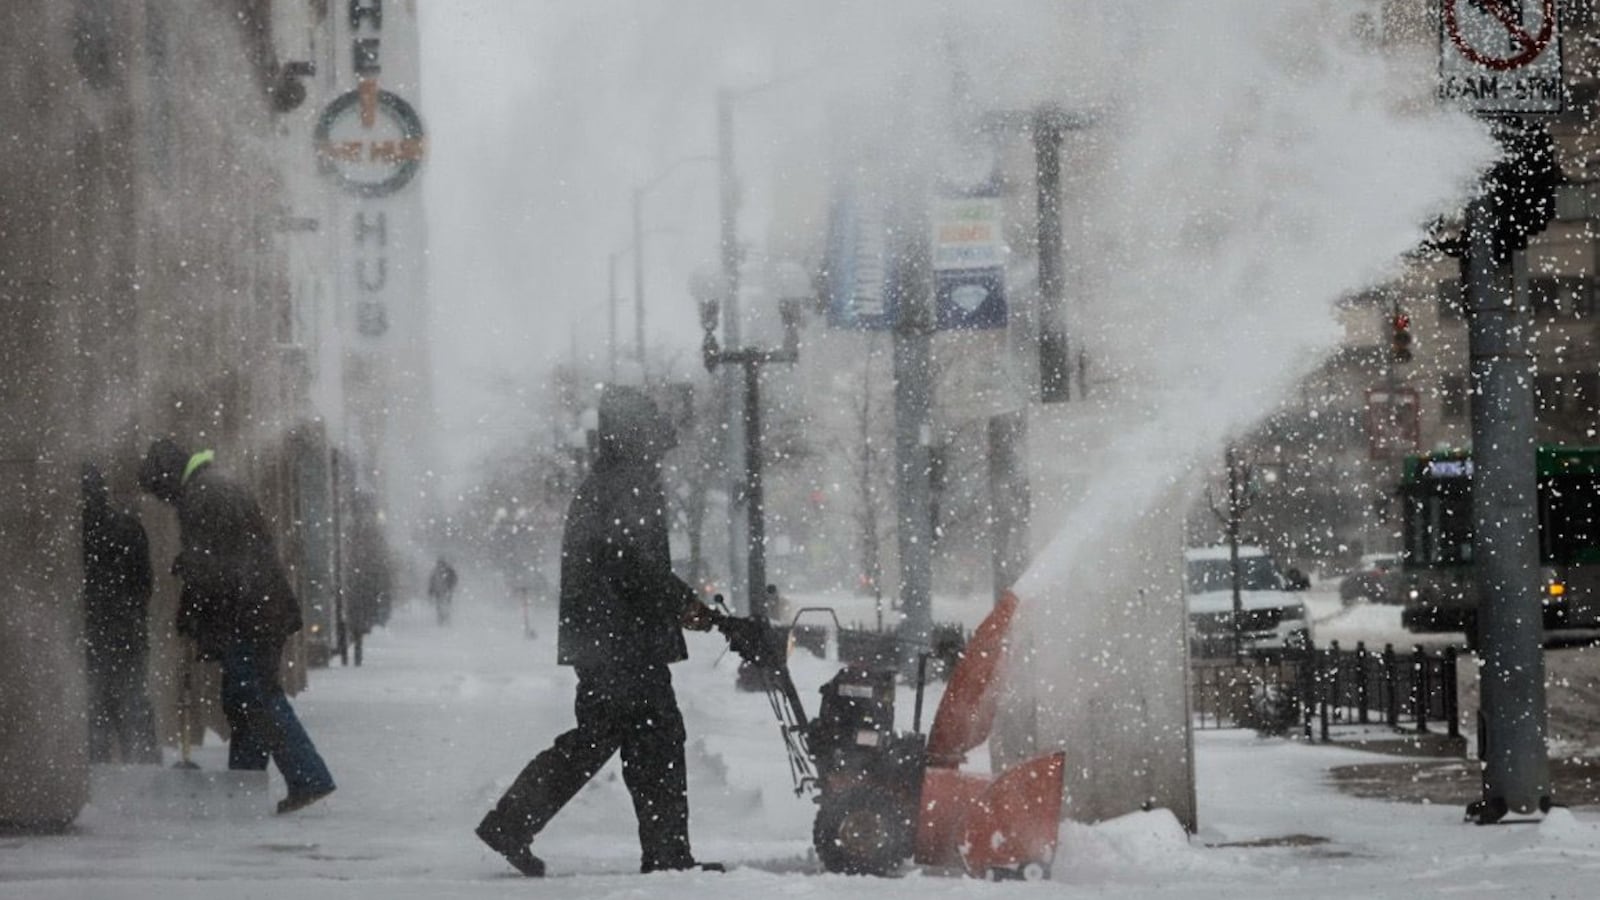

{"left": 930, "top": 196, "right": 1006, "bottom": 330}
{"left": 931, "top": 197, "right": 1005, "bottom": 272}
{"left": 1439, "top": 0, "right": 1563, "bottom": 114}
{"left": 825, "top": 175, "right": 896, "bottom": 330}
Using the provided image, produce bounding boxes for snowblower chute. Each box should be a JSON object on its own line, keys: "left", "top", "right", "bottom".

{"left": 713, "top": 590, "right": 1064, "bottom": 879}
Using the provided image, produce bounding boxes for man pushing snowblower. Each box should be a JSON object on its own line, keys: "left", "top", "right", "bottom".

{"left": 477, "top": 384, "right": 1062, "bottom": 881}
{"left": 475, "top": 386, "right": 722, "bottom": 878}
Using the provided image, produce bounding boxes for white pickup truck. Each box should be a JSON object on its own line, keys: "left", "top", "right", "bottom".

{"left": 1183, "top": 545, "right": 1310, "bottom": 655}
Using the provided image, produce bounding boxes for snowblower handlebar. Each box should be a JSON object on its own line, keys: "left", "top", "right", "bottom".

{"left": 710, "top": 610, "right": 786, "bottom": 670}
{"left": 707, "top": 597, "right": 816, "bottom": 793}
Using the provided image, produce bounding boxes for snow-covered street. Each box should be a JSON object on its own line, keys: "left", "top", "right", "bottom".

{"left": 6, "top": 581, "right": 1600, "bottom": 899}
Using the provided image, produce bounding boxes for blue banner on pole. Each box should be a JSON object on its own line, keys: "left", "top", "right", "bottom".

{"left": 935, "top": 267, "right": 1006, "bottom": 330}
{"left": 825, "top": 174, "right": 896, "bottom": 330}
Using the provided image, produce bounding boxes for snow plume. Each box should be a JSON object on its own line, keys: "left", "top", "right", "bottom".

{"left": 1007, "top": 0, "right": 1495, "bottom": 823}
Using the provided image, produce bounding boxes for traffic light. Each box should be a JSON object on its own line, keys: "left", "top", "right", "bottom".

{"left": 1391, "top": 312, "right": 1413, "bottom": 363}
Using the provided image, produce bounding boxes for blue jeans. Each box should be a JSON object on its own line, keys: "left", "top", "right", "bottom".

{"left": 219, "top": 640, "right": 335, "bottom": 798}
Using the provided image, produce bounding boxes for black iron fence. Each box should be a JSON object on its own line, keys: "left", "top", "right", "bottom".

{"left": 1192, "top": 641, "right": 1461, "bottom": 742}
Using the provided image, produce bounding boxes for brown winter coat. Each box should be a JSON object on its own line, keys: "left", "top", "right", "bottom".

{"left": 171, "top": 465, "right": 302, "bottom": 658}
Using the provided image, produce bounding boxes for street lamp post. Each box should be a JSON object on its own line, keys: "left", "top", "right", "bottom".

{"left": 608, "top": 249, "right": 622, "bottom": 382}
{"left": 714, "top": 71, "right": 820, "bottom": 613}
{"left": 698, "top": 295, "right": 802, "bottom": 622}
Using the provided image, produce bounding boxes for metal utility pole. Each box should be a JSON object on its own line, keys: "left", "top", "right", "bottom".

{"left": 893, "top": 310, "right": 934, "bottom": 657}
{"left": 1465, "top": 193, "right": 1549, "bottom": 823}
{"left": 891, "top": 176, "right": 935, "bottom": 663}
{"left": 974, "top": 103, "right": 1091, "bottom": 602}
{"left": 700, "top": 298, "right": 801, "bottom": 621}
{"left": 717, "top": 88, "right": 749, "bottom": 613}
{"left": 987, "top": 411, "right": 1029, "bottom": 602}
{"left": 1433, "top": 0, "right": 1562, "bottom": 824}
{"left": 607, "top": 250, "right": 622, "bottom": 381}
{"left": 982, "top": 105, "right": 1078, "bottom": 602}
{"left": 1034, "top": 106, "right": 1069, "bottom": 403}
{"left": 632, "top": 187, "right": 645, "bottom": 375}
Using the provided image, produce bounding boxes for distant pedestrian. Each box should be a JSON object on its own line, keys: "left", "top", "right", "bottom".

{"left": 476, "top": 386, "right": 719, "bottom": 877}
{"left": 428, "top": 557, "right": 457, "bottom": 626}
{"left": 138, "top": 438, "right": 335, "bottom": 814}
{"left": 81, "top": 463, "right": 159, "bottom": 764}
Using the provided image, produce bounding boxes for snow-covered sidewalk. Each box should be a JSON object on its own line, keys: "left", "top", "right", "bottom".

{"left": 5, "top": 588, "right": 1600, "bottom": 899}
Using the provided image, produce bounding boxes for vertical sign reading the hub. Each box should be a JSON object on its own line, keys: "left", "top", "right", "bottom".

{"left": 317, "top": 0, "right": 427, "bottom": 342}
{"left": 316, "top": 0, "right": 436, "bottom": 513}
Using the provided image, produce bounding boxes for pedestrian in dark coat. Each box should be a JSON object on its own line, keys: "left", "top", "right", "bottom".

{"left": 138, "top": 438, "right": 335, "bottom": 814}
{"left": 427, "top": 556, "right": 457, "bottom": 626}
{"left": 476, "top": 386, "right": 717, "bottom": 878}
{"left": 81, "top": 463, "right": 160, "bottom": 764}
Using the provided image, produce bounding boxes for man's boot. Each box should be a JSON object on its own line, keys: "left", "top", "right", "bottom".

{"left": 476, "top": 813, "right": 545, "bottom": 877}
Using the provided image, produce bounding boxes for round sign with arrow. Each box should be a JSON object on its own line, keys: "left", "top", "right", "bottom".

{"left": 1444, "top": 0, "right": 1555, "bottom": 71}
{"left": 1438, "top": 0, "right": 1563, "bottom": 114}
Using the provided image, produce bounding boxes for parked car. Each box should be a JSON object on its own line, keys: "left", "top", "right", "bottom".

{"left": 1339, "top": 553, "right": 1400, "bottom": 606}
{"left": 1183, "top": 545, "right": 1309, "bottom": 656}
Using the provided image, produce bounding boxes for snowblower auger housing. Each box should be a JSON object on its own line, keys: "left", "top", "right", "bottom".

{"left": 712, "top": 592, "right": 1065, "bottom": 880}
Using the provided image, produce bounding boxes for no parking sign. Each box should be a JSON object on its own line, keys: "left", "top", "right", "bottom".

{"left": 1439, "top": 0, "right": 1563, "bottom": 114}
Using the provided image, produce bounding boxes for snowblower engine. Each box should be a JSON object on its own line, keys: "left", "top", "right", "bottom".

{"left": 804, "top": 665, "right": 926, "bottom": 874}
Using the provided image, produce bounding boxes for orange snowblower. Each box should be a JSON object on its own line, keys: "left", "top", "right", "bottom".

{"left": 713, "top": 591, "right": 1064, "bottom": 879}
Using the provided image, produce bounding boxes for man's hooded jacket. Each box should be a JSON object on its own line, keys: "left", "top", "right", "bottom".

{"left": 556, "top": 388, "right": 697, "bottom": 669}
{"left": 139, "top": 440, "right": 302, "bottom": 658}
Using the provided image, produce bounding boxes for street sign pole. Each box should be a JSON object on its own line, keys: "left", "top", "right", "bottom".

{"left": 892, "top": 186, "right": 934, "bottom": 667}
{"left": 1464, "top": 194, "right": 1550, "bottom": 824}
{"left": 1438, "top": 0, "right": 1561, "bottom": 824}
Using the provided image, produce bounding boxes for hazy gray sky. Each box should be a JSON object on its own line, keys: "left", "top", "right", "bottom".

{"left": 418, "top": 1, "right": 1096, "bottom": 480}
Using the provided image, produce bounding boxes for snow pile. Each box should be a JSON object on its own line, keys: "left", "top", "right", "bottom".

{"left": 1056, "top": 808, "right": 1226, "bottom": 881}
{"left": 1533, "top": 807, "right": 1600, "bottom": 846}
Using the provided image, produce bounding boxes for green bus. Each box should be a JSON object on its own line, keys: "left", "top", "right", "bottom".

{"left": 1399, "top": 445, "right": 1600, "bottom": 642}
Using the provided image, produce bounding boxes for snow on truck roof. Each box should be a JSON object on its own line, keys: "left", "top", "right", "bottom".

{"left": 1183, "top": 545, "right": 1271, "bottom": 561}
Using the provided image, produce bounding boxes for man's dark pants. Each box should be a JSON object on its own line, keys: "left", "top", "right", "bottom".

{"left": 219, "top": 639, "right": 336, "bottom": 798}
{"left": 481, "top": 662, "right": 691, "bottom": 870}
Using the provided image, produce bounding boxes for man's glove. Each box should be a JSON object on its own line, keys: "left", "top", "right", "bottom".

{"left": 681, "top": 598, "right": 716, "bottom": 632}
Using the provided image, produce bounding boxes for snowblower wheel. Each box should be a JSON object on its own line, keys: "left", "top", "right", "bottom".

{"left": 813, "top": 785, "right": 913, "bottom": 876}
